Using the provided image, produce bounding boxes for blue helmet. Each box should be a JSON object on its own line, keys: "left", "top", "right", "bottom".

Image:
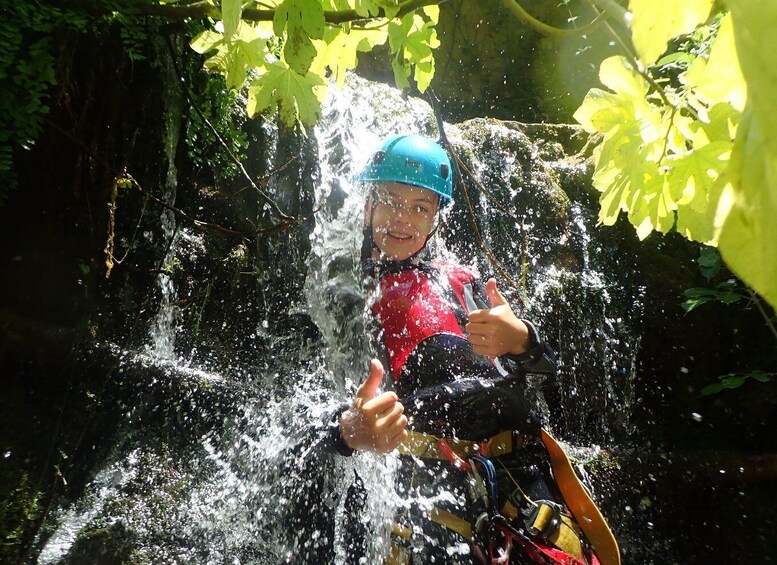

{"left": 357, "top": 134, "right": 453, "bottom": 202}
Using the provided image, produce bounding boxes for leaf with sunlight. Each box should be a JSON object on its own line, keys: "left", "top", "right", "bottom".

{"left": 273, "top": 0, "right": 326, "bottom": 76}
{"left": 191, "top": 24, "right": 270, "bottom": 90}
{"left": 388, "top": 9, "right": 439, "bottom": 92}
{"left": 221, "top": 0, "right": 242, "bottom": 40}
{"left": 629, "top": 0, "right": 714, "bottom": 66}
{"left": 247, "top": 61, "right": 326, "bottom": 127}
{"left": 714, "top": 0, "right": 777, "bottom": 311}
{"left": 311, "top": 25, "right": 388, "bottom": 89}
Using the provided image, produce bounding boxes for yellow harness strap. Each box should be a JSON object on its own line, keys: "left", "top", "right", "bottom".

{"left": 397, "top": 429, "right": 518, "bottom": 460}
{"left": 538, "top": 429, "right": 621, "bottom": 565}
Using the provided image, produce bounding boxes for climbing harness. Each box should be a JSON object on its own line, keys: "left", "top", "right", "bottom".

{"left": 394, "top": 428, "right": 620, "bottom": 565}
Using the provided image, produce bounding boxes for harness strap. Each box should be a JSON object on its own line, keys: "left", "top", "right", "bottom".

{"left": 396, "top": 428, "right": 620, "bottom": 565}
{"left": 504, "top": 500, "right": 585, "bottom": 562}
{"left": 398, "top": 429, "right": 521, "bottom": 460}
{"left": 538, "top": 429, "right": 620, "bottom": 565}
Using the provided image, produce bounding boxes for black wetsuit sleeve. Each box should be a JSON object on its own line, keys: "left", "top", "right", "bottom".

{"left": 316, "top": 404, "right": 355, "bottom": 456}
{"left": 501, "top": 319, "right": 557, "bottom": 376}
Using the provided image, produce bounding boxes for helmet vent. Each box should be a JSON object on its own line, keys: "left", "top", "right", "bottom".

{"left": 371, "top": 151, "right": 386, "bottom": 165}
{"left": 440, "top": 163, "right": 449, "bottom": 179}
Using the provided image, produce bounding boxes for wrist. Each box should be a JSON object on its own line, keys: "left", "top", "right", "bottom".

{"left": 508, "top": 319, "right": 532, "bottom": 355}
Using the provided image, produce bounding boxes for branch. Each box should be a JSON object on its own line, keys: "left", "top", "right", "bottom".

{"left": 497, "top": 0, "right": 604, "bottom": 37}
{"left": 133, "top": 0, "right": 442, "bottom": 23}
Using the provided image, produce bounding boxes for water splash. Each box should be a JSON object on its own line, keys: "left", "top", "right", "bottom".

{"left": 34, "top": 74, "right": 643, "bottom": 563}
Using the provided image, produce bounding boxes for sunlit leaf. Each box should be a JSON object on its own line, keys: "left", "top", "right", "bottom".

{"left": 273, "top": 0, "right": 325, "bottom": 76}
{"left": 247, "top": 61, "right": 326, "bottom": 126}
{"left": 311, "top": 25, "right": 387, "bottom": 88}
{"left": 190, "top": 25, "right": 268, "bottom": 89}
{"left": 387, "top": 11, "right": 438, "bottom": 92}
{"left": 681, "top": 13, "right": 746, "bottom": 112}
{"left": 715, "top": 0, "right": 777, "bottom": 312}
{"left": 222, "top": 0, "right": 241, "bottom": 40}
{"left": 629, "top": 0, "right": 714, "bottom": 66}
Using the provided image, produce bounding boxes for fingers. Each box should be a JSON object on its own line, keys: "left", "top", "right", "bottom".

{"left": 384, "top": 428, "right": 409, "bottom": 453}
{"left": 355, "top": 358, "right": 385, "bottom": 402}
{"left": 361, "top": 391, "right": 398, "bottom": 415}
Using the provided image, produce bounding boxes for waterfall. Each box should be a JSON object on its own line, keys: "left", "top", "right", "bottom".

{"left": 145, "top": 44, "right": 184, "bottom": 361}
{"left": 34, "top": 74, "right": 643, "bottom": 563}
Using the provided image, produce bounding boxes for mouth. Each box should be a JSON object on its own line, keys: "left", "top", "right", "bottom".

{"left": 387, "top": 230, "right": 414, "bottom": 241}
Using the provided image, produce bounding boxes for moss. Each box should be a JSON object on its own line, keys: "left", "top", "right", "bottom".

{"left": 0, "top": 470, "right": 44, "bottom": 563}
{"left": 63, "top": 521, "right": 142, "bottom": 565}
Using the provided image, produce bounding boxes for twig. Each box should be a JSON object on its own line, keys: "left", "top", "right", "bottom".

{"left": 498, "top": 0, "right": 604, "bottom": 37}
{"left": 163, "top": 34, "right": 294, "bottom": 221}
{"left": 748, "top": 290, "right": 777, "bottom": 343}
{"left": 124, "top": 175, "right": 250, "bottom": 238}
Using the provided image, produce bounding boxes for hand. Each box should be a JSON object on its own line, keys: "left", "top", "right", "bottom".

{"left": 339, "top": 359, "right": 408, "bottom": 453}
{"left": 466, "top": 278, "right": 530, "bottom": 357}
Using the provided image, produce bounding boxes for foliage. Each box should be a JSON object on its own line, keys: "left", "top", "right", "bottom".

{"left": 0, "top": 470, "right": 43, "bottom": 561}
{"left": 681, "top": 281, "right": 744, "bottom": 313}
{"left": 189, "top": 0, "right": 439, "bottom": 129}
{"left": 574, "top": 0, "right": 777, "bottom": 312}
{"left": 0, "top": 1, "right": 163, "bottom": 205}
{"left": 184, "top": 73, "right": 250, "bottom": 185}
{"left": 0, "top": 3, "right": 64, "bottom": 203}
{"left": 701, "top": 370, "right": 775, "bottom": 396}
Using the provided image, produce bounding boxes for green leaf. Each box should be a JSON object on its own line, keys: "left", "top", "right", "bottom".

{"left": 310, "top": 25, "right": 387, "bottom": 88}
{"left": 191, "top": 25, "right": 269, "bottom": 90}
{"left": 387, "top": 11, "right": 438, "bottom": 92}
{"left": 629, "top": 0, "right": 714, "bottom": 65}
{"left": 698, "top": 246, "right": 722, "bottom": 280}
{"left": 668, "top": 140, "right": 731, "bottom": 242}
{"left": 720, "top": 375, "right": 746, "bottom": 389}
{"left": 354, "top": 0, "right": 382, "bottom": 18}
{"left": 273, "top": 0, "right": 325, "bottom": 76}
{"left": 682, "top": 296, "right": 712, "bottom": 313}
{"left": 751, "top": 371, "right": 774, "bottom": 383}
{"left": 222, "top": 0, "right": 242, "bottom": 39}
{"left": 700, "top": 382, "right": 724, "bottom": 395}
{"left": 681, "top": 13, "right": 746, "bottom": 112}
{"left": 247, "top": 61, "right": 326, "bottom": 127}
{"left": 712, "top": 0, "right": 777, "bottom": 312}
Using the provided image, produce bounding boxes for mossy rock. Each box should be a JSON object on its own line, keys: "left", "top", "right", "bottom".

{"left": 62, "top": 521, "right": 141, "bottom": 565}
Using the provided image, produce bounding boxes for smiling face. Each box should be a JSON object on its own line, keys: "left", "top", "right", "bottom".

{"left": 366, "top": 182, "right": 439, "bottom": 261}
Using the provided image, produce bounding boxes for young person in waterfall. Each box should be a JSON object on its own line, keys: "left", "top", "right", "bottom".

{"left": 324, "top": 134, "right": 619, "bottom": 565}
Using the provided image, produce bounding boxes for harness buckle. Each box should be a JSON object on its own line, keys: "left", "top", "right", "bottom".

{"left": 523, "top": 500, "right": 563, "bottom": 539}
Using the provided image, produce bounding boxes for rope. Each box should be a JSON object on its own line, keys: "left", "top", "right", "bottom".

{"left": 426, "top": 90, "right": 527, "bottom": 306}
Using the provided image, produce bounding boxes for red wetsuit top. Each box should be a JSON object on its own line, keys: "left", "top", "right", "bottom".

{"left": 371, "top": 260, "right": 477, "bottom": 385}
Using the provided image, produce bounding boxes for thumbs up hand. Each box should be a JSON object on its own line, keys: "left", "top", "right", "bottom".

{"left": 340, "top": 359, "right": 408, "bottom": 453}
{"left": 466, "top": 278, "right": 531, "bottom": 358}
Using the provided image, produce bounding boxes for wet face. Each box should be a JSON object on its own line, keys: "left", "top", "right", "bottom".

{"left": 367, "top": 182, "right": 439, "bottom": 261}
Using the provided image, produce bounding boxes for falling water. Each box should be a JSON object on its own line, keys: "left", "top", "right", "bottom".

{"left": 34, "top": 74, "right": 645, "bottom": 563}
{"left": 146, "top": 47, "right": 184, "bottom": 361}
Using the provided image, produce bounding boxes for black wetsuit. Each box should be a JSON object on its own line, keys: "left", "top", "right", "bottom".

{"left": 320, "top": 258, "right": 567, "bottom": 565}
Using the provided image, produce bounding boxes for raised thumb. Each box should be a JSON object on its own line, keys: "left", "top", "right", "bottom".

{"left": 486, "top": 278, "right": 508, "bottom": 307}
{"left": 356, "top": 358, "right": 384, "bottom": 401}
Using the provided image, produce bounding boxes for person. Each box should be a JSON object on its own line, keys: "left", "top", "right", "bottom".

{"left": 322, "top": 134, "right": 619, "bottom": 565}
